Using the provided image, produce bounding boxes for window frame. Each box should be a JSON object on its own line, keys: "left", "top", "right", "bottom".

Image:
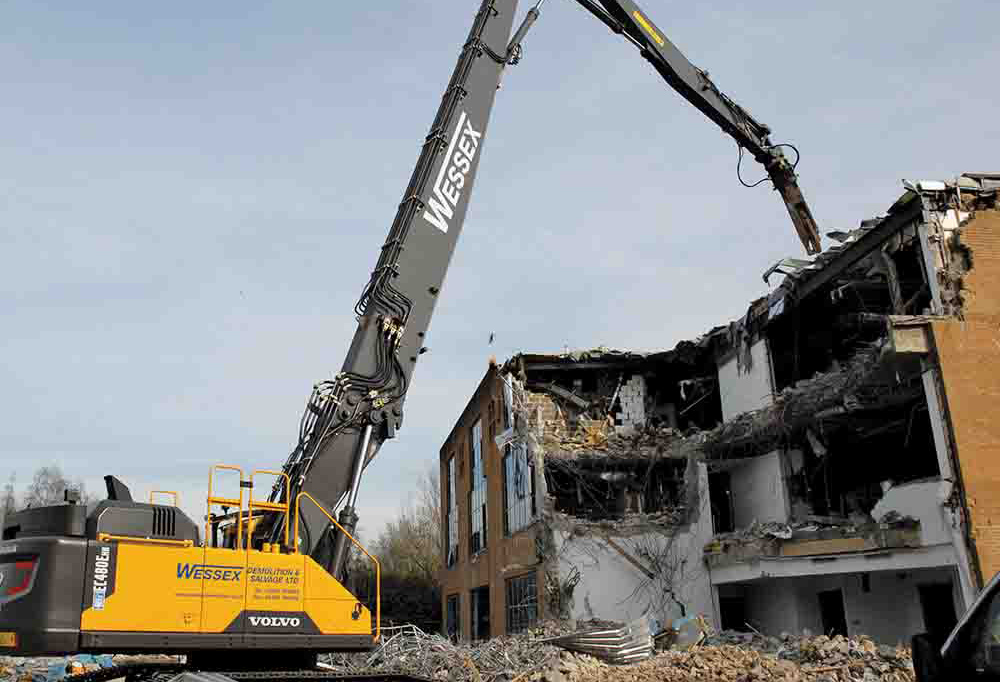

{"left": 468, "top": 418, "right": 487, "bottom": 555}
{"left": 502, "top": 443, "right": 536, "bottom": 537}
{"left": 505, "top": 572, "right": 539, "bottom": 635}
{"left": 446, "top": 593, "right": 461, "bottom": 642}
{"left": 445, "top": 454, "right": 459, "bottom": 568}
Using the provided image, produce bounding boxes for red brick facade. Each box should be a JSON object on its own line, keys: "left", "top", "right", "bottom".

{"left": 933, "top": 209, "right": 1000, "bottom": 584}
{"left": 437, "top": 365, "right": 542, "bottom": 639}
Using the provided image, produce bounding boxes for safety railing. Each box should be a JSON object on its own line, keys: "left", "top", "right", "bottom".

{"left": 247, "top": 469, "right": 291, "bottom": 551}
{"left": 148, "top": 490, "right": 179, "bottom": 506}
{"left": 294, "top": 491, "right": 381, "bottom": 643}
{"left": 97, "top": 533, "right": 194, "bottom": 548}
{"left": 206, "top": 465, "right": 245, "bottom": 550}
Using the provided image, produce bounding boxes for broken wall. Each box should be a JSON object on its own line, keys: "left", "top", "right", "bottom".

{"left": 932, "top": 202, "right": 1000, "bottom": 584}
{"left": 551, "top": 463, "right": 715, "bottom": 629}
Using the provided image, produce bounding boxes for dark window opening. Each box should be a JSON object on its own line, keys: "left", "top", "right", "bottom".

{"left": 471, "top": 585, "right": 490, "bottom": 641}
{"left": 516, "top": 358, "right": 722, "bottom": 437}
{"left": 767, "top": 280, "right": 894, "bottom": 393}
{"left": 796, "top": 401, "right": 940, "bottom": 518}
{"left": 719, "top": 595, "right": 749, "bottom": 632}
{"left": 506, "top": 573, "right": 538, "bottom": 634}
{"left": 446, "top": 594, "right": 460, "bottom": 642}
{"left": 709, "top": 471, "right": 735, "bottom": 534}
{"left": 545, "top": 459, "right": 687, "bottom": 521}
{"left": 919, "top": 582, "right": 959, "bottom": 649}
{"left": 818, "top": 589, "right": 848, "bottom": 638}
{"left": 892, "top": 242, "right": 933, "bottom": 315}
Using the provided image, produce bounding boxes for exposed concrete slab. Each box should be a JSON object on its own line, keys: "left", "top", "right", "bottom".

{"left": 709, "top": 543, "right": 957, "bottom": 585}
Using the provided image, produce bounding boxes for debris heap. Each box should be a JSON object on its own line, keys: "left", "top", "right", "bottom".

{"left": 323, "top": 623, "right": 566, "bottom": 682}
{"left": 322, "top": 625, "right": 914, "bottom": 682}
{"left": 543, "top": 632, "right": 914, "bottom": 682}
{"left": 3, "top": 630, "right": 914, "bottom": 682}
{"left": 1, "top": 655, "right": 180, "bottom": 682}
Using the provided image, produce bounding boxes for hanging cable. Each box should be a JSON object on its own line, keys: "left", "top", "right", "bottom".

{"left": 736, "top": 145, "right": 770, "bottom": 188}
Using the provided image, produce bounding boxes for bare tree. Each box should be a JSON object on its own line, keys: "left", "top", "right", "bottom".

{"left": 20, "top": 466, "right": 92, "bottom": 509}
{"left": 0, "top": 473, "right": 15, "bottom": 527}
{"left": 372, "top": 465, "right": 442, "bottom": 581}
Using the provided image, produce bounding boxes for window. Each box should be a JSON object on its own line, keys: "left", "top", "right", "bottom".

{"left": 446, "top": 455, "right": 458, "bottom": 567}
{"left": 446, "top": 594, "right": 460, "bottom": 642}
{"left": 471, "top": 585, "right": 490, "bottom": 641}
{"left": 506, "top": 573, "right": 538, "bottom": 634}
{"left": 502, "top": 378, "right": 514, "bottom": 430}
{"left": 503, "top": 443, "right": 535, "bottom": 536}
{"left": 469, "top": 419, "right": 487, "bottom": 555}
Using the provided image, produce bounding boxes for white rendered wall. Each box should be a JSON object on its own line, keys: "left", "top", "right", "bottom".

{"left": 718, "top": 340, "right": 774, "bottom": 421}
{"left": 730, "top": 452, "right": 790, "bottom": 527}
{"left": 871, "top": 478, "right": 950, "bottom": 547}
{"left": 554, "top": 464, "right": 716, "bottom": 630}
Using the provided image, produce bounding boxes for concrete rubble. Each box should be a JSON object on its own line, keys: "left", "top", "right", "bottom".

{"left": 0, "top": 627, "right": 916, "bottom": 682}
{"left": 318, "top": 623, "right": 914, "bottom": 682}
{"left": 0, "top": 655, "right": 180, "bottom": 682}
{"left": 549, "top": 634, "right": 914, "bottom": 682}
{"left": 705, "top": 514, "right": 921, "bottom": 555}
{"left": 323, "top": 622, "right": 572, "bottom": 682}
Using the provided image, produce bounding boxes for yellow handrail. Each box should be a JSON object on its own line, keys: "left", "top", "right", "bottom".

{"left": 294, "top": 492, "right": 380, "bottom": 643}
{"left": 248, "top": 470, "right": 291, "bottom": 550}
{"left": 98, "top": 533, "right": 194, "bottom": 548}
{"left": 206, "top": 465, "right": 245, "bottom": 550}
{"left": 149, "top": 490, "right": 179, "bottom": 506}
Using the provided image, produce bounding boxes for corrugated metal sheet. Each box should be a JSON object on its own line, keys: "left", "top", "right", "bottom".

{"left": 546, "top": 618, "right": 653, "bottom": 664}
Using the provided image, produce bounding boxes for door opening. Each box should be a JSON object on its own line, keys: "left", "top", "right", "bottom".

{"left": 818, "top": 589, "right": 848, "bottom": 638}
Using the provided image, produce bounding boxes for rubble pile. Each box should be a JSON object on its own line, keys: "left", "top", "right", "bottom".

{"left": 539, "top": 632, "right": 914, "bottom": 682}
{"left": 3, "top": 630, "right": 913, "bottom": 682}
{"left": 703, "top": 345, "right": 891, "bottom": 458}
{"left": 323, "top": 623, "right": 565, "bottom": 682}
{"left": 543, "top": 422, "right": 706, "bottom": 462}
{"left": 1, "top": 655, "right": 179, "bottom": 682}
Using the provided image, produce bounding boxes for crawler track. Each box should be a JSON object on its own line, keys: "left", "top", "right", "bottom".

{"left": 65, "top": 663, "right": 430, "bottom": 682}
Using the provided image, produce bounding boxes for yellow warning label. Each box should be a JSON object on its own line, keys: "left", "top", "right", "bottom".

{"left": 632, "top": 11, "right": 665, "bottom": 47}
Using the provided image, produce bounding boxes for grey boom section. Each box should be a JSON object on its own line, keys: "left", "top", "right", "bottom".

{"left": 573, "top": 0, "right": 821, "bottom": 254}
{"left": 279, "top": 0, "right": 520, "bottom": 567}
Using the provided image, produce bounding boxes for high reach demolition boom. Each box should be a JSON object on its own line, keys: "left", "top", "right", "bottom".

{"left": 277, "top": 0, "right": 823, "bottom": 577}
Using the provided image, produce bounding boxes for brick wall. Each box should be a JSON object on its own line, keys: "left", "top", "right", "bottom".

{"left": 933, "top": 207, "right": 1000, "bottom": 583}
{"left": 523, "top": 390, "right": 570, "bottom": 441}
{"left": 438, "top": 366, "right": 542, "bottom": 639}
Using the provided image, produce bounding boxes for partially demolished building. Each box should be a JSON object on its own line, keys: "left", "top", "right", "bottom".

{"left": 438, "top": 173, "right": 1000, "bottom": 646}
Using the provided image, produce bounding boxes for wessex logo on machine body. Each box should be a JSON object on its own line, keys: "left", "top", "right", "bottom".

{"left": 176, "top": 563, "right": 243, "bottom": 581}
{"left": 422, "top": 110, "right": 482, "bottom": 234}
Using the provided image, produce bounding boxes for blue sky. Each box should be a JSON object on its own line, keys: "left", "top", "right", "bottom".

{"left": 2, "top": 0, "right": 999, "bottom": 538}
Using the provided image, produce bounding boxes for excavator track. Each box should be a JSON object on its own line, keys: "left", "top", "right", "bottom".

{"left": 64, "top": 663, "right": 430, "bottom": 682}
